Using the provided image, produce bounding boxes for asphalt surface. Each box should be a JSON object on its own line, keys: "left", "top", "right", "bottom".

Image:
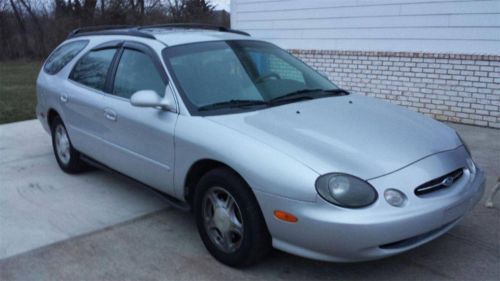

{"left": 0, "top": 120, "right": 499, "bottom": 281}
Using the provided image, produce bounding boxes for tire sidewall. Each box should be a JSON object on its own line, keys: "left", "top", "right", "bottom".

{"left": 50, "top": 117, "right": 81, "bottom": 173}
{"left": 193, "top": 168, "right": 270, "bottom": 267}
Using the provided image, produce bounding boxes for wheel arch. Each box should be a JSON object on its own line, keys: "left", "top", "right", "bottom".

{"left": 184, "top": 159, "right": 245, "bottom": 205}
{"left": 47, "top": 108, "right": 61, "bottom": 129}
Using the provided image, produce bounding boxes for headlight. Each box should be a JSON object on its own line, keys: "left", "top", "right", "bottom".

{"left": 315, "top": 174, "right": 378, "bottom": 208}
{"left": 456, "top": 132, "right": 471, "bottom": 156}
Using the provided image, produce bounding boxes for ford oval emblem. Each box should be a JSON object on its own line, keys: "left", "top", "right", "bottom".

{"left": 442, "top": 176, "right": 454, "bottom": 187}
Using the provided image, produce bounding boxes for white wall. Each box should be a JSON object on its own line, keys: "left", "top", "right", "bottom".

{"left": 231, "top": 0, "right": 500, "bottom": 55}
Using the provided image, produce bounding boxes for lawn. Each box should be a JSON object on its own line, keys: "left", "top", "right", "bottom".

{"left": 0, "top": 61, "right": 41, "bottom": 124}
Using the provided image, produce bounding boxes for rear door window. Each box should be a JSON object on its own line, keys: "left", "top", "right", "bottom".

{"left": 69, "top": 48, "right": 117, "bottom": 92}
{"left": 44, "top": 40, "right": 89, "bottom": 75}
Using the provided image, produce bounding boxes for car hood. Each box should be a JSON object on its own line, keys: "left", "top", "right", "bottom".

{"left": 206, "top": 94, "right": 461, "bottom": 179}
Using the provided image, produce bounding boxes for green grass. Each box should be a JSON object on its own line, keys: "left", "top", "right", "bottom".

{"left": 0, "top": 61, "right": 41, "bottom": 124}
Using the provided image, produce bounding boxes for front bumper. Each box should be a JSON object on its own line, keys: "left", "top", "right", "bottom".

{"left": 254, "top": 148, "right": 485, "bottom": 262}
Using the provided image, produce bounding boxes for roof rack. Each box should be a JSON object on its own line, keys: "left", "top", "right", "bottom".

{"left": 67, "top": 23, "right": 250, "bottom": 39}
{"left": 138, "top": 23, "right": 250, "bottom": 36}
{"left": 68, "top": 25, "right": 155, "bottom": 39}
{"left": 68, "top": 25, "right": 134, "bottom": 36}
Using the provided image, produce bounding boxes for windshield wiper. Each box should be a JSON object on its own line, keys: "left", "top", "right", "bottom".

{"left": 198, "top": 99, "right": 268, "bottom": 111}
{"left": 269, "top": 88, "right": 347, "bottom": 105}
{"left": 197, "top": 89, "right": 349, "bottom": 111}
{"left": 323, "top": 88, "right": 349, "bottom": 95}
{"left": 268, "top": 88, "right": 322, "bottom": 104}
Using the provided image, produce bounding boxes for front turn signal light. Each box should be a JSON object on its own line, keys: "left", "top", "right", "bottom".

{"left": 274, "top": 210, "right": 298, "bottom": 223}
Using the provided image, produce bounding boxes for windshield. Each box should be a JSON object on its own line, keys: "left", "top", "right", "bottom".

{"left": 162, "top": 40, "right": 340, "bottom": 114}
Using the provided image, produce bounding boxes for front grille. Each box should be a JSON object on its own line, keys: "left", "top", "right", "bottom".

{"left": 414, "top": 168, "right": 464, "bottom": 196}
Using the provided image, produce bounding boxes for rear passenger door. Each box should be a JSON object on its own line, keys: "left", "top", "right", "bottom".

{"left": 64, "top": 42, "right": 120, "bottom": 163}
{"left": 101, "top": 41, "right": 177, "bottom": 194}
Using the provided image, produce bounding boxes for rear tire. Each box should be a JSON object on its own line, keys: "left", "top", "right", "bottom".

{"left": 194, "top": 168, "right": 271, "bottom": 267}
{"left": 50, "top": 116, "right": 85, "bottom": 173}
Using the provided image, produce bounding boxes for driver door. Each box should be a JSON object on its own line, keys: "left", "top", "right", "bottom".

{"left": 100, "top": 42, "right": 178, "bottom": 194}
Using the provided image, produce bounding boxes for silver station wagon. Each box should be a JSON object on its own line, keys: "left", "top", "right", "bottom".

{"left": 36, "top": 24, "right": 485, "bottom": 267}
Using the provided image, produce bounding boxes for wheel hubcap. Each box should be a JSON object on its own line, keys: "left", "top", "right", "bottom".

{"left": 202, "top": 187, "right": 244, "bottom": 253}
{"left": 55, "top": 124, "right": 70, "bottom": 165}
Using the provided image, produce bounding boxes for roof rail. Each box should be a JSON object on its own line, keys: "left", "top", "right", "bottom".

{"left": 138, "top": 23, "right": 250, "bottom": 36}
{"left": 67, "top": 23, "right": 250, "bottom": 40}
{"left": 67, "top": 25, "right": 155, "bottom": 39}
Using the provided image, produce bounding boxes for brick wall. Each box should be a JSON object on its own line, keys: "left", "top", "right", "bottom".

{"left": 290, "top": 50, "right": 500, "bottom": 129}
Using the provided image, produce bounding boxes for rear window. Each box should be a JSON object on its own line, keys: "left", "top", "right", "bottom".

{"left": 43, "top": 40, "right": 89, "bottom": 75}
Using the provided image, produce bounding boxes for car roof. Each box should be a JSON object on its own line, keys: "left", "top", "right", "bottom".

{"left": 146, "top": 28, "right": 251, "bottom": 46}
{"left": 67, "top": 24, "right": 252, "bottom": 47}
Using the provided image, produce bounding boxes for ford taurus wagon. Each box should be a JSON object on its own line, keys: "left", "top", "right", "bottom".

{"left": 36, "top": 24, "right": 485, "bottom": 267}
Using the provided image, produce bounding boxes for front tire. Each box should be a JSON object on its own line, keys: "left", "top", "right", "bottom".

{"left": 194, "top": 168, "right": 271, "bottom": 267}
{"left": 51, "top": 116, "right": 84, "bottom": 173}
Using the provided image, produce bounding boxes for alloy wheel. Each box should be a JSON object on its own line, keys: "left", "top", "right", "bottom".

{"left": 54, "top": 124, "right": 71, "bottom": 165}
{"left": 202, "top": 186, "right": 244, "bottom": 253}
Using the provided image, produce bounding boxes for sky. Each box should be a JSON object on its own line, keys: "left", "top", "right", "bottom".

{"left": 212, "top": 0, "right": 230, "bottom": 11}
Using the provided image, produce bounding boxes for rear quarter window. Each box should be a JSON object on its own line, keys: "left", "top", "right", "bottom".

{"left": 43, "top": 40, "right": 89, "bottom": 75}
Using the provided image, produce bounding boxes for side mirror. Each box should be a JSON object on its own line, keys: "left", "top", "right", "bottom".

{"left": 130, "top": 89, "right": 176, "bottom": 112}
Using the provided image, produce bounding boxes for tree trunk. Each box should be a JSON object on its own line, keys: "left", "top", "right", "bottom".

{"left": 18, "top": 0, "right": 47, "bottom": 57}
{"left": 139, "top": 0, "right": 144, "bottom": 17}
{"left": 100, "top": 0, "right": 105, "bottom": 16}
{"left": 81, "top": 0, "right": 97, "bottom": 25}
{"left": 54, "top": 0, "right": 65, "bottom": 18}
{"left": 9, "top": 0, "right": 30, "bottom": 58}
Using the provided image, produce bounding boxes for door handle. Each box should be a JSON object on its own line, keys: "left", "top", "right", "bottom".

{"left": 60, "top": 94, "right": 68, "bottom": 103}
{"left": 104, "top": 109, "right": 117, "bottom": 121}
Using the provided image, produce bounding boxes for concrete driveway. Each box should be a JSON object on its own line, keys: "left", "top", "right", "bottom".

{"left": 1, "top": 120, "right": 499, "bottom": 280}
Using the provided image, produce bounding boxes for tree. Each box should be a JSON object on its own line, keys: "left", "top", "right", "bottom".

{"left": 18, "top": 0, "right": 47, "bottom": 56}
{"left": 0, "top": 0, "right": 224, "bottom": 60}
{"left": 167, "top": 0, "right": 186, "bottom": 21}
{"left": 9, "top": 0, "right": 31, "bottom": 57}
{"left": 185, "top": 0, "right": 213, "bottom": 15}
{"left": 81, "top": 0, "right": 97, "bottom": 25}
{"left": 167, "top": 0, "right": 214, "bottom": 22}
